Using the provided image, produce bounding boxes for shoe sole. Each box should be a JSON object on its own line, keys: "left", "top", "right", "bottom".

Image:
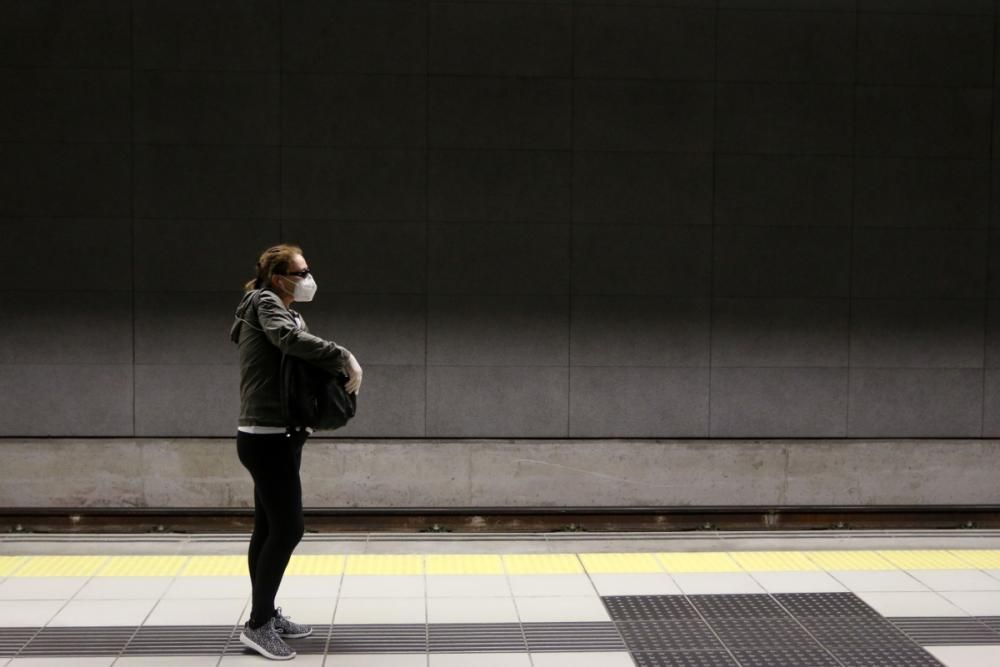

{"left": 239, "top": 632, "right": 296, "bottom": 660}
{"left": 279, "top": 627, "right": 313, "bottom": 639}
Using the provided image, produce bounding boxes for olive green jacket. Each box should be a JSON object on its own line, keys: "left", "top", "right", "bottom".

{"left": 230, "top": 286, "right": 351, "bottom": 427}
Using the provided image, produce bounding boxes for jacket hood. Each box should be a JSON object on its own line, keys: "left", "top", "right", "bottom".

{"left": 230, "top": 286, "right": 293, "bottom": 344}
{"left": 230, "top": 287, "right": 272, "bottom": 344}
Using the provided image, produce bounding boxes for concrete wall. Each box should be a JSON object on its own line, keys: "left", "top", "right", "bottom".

{"left": 1, "top": 438, "right": 996, "bottom": 508}
{"left": 2, "top": 0, "right": 1000, "bottom": 442}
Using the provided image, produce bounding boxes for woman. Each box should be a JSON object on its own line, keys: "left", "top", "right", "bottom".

{"left": 229, "top": 243, "right": 362, "bottom": 660}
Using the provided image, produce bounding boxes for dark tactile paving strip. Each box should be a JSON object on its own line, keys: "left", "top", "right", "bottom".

{"left": 428, "top": 623, "right": 526, "bottom": 652}
{"left": 688, "top": 594, "right": 790, "bottom": 619}
{"left": 124, "top": 625, "right": 237, "bottom": 655}
{"left": 808, "top": 625, "right": 917, "bottom": 648}
{"left": 730, "top": 647, "right": 842, "bottom": 667}
{"left": 521, "top": 621, "right": 626, "bottom": 652}
{"left": 616, "top": 620, "right": 724, "bottom": 651}
{"left": 632, "top": 651, "right": 739, "bottom": 667}
{"left": 796, "top": 614, "right": 917, "bottom": 646}
{"left": 283, "top": 625, "right": 332, "bottom": 655}
{"left": 603, "top": 595, "right": 701, "bottom": 620}
{"left": 604, "top": 594, "right": 948, "bottom": 667}
{"left": 889, "top": 617, "right": 1000, "bottom": 645}
{"left": 825, "top": 644, "right": 949, "bottom": 666}
{"left": 795, "top": 613, "right": 901, "bottom": 633}
{"left": 707, "top": 617, "right": 819, "bottom": 648}
{"left": 772, "top": 592, "right": 884, "bottom": 618}
{"left": 19, "top": 626, "right": 136, "bottom": 656}
{"left": 328, "top": 624, "right": 426, "bottom": 653}
{"left": 0, "top": 627, "right": 38, "bottom": 657}
{"left": 978, "top": 616, "right": 1000, "bottom": 633}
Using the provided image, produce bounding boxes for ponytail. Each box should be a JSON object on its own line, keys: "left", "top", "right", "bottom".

{"left": 244, "top": 244, "right": 303, "bottom": 292}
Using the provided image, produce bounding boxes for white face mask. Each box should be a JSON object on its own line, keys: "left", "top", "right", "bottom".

{"left": 279, "top": 273, "right": 317, "bottom": 302}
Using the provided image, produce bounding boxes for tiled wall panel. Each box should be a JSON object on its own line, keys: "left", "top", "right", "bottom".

{"left": 1, "top": 0, "right": 996, "bottom": 438}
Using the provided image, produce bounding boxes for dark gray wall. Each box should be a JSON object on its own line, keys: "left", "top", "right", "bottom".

{"left": 1, "top": 0, "right": 998, "bottom": 439}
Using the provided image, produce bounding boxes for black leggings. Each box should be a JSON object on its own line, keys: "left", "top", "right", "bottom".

{"left": 236, "top": 428, "right": 308, "bottom": 629}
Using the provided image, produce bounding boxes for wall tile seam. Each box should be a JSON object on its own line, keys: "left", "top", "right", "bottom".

{"left": 568, "top": 0, "right": 576, "bottom": 440}
{"left": 403, "top": 365, "right": 983, "bottom": 369}
{"left": 0, "top": 438, "right": 1000, "bottom": 444}
{"left": 7, "top": 143, "right": 999, "bottom": 162}
{"left": 0, "top": 144, "right": 993, "bottom": 158}
{"left": 129, "top": 0, "right": 136, "bottom": 440}
{"left": 847, "top": 0, "right": 860, "bottom": 439}
{"left": 4, "top": 292, "right": 998, "bottom": 299}
{"left": 7, "top": 363, "right": 981, "bottom": 369}
{"left": 983, "top": 0, "right": 1000, "bottom": 437}
{"left": 12, "top": 140, "right": 1000, "bottom": 158}
{"left": 747, "top": 8, "right": 994, "bottom": 17}
{"left": 141, "top": 222, "right": 1000, "bottom": 229}
{"left": 6, "top": 218, "right": 1000, "bottom": 230}
{"left": 8, "top": 71, "right": 1000, "bottom": 87}
{"left": 0, "top": 362, "right": 138, "bottom": 367}
{"left": 425, "top": 0, "right": 432, "bottom": 440}
{"left": 707, "top": 0, "right": 719, "bottom": 438}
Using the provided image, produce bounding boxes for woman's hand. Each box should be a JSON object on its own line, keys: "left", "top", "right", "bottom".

{"left": 344, "top": 352, "right": 363, "bottom": 395}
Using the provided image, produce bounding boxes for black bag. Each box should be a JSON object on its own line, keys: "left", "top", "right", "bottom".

{"left": 280, "top": 353, "right": 357, "bottom": 431}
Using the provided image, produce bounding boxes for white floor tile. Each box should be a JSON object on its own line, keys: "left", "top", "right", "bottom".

{"left": 427, "top": 596, "right": 519, "bottom": 623}
{"left": 113, "top": 658, "right": 220, "bottom": 666}
{"left": 219, "top": 656, "right": 323, "bottom": 666}
{"left": 530, "top": 652, "right": 635, "bottom": 666}
{"left": 750, "top": 571, "right": 848, "bottom": 593}
{"left": 507, "top": 575, "right": 597, "bottom": 597}
{"left": 939, "top": 591, "right": 1000, "bottom": 615}
{"left": 0, "top": 600, "right": 64, "bottom": 627}
{"left": 0, "top": 577, "right": 89, "bottom": 600}
{"left": 48, "top": 599, "right": 157, "bottom": 626}
{"left": 144, "top": 597, "right": 248, "bottom": 625}
{"left": 333, "top": 597, "right": 426, "bottom": 624}
{"left": 276, "top": 575, "right": 342, "bottom": 599}
{"left": 828, "top": 570, "right": 930, "bottom": 592}
{"left": 907, "top": 570, "right": 1000, "bottom": 592}
{"left": 73, "top": 576, "right": 173, "bottom": 600}
{"left": 325, "top": 656, "right": 426, "bottom": 666}
{"left": 238, "top": 597, "right": 335, "bottom": 625}
{"left": 925, "top": 645, "right": 1000, "bottom": 667}
{"left": 588, "top": 573, "right": 681, "bottom": 596}
{"left": 430, "top": 653, "right": 530, "bottom": 666}
{"left": 426, "top": 575, "right": 510, "bottom": 597}
{"left": 856, "top": 591, "right": 969, "bottom": 617}
{"left": 7, "top": 659, "right": 114, "bottom": 667}
{"left": 338, "top": 575, "right": 424, "bottom": 598}
{"left": 670, "top": 573, "right": 766, "bottom": 595}
{"left": 163, "top": 577, "right": 250, "bottom": 599}
{"left": 515, "top": 596, "right": 611, "bottom": 622}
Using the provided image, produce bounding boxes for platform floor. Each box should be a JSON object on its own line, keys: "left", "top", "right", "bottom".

{"left": 1, "top": 530, "right": 1000, "bottom": 666}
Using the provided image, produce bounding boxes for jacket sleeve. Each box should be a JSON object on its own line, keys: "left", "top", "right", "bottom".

{"left": 256, "top": 291, "right": 350, "bottom": 374}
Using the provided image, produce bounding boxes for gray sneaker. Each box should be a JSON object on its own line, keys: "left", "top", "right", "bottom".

{"left": 239, "top": 617, "right": 296, "bottom": 660}
{"left": 273, "top": 606, "right": 312, "bottom": 639}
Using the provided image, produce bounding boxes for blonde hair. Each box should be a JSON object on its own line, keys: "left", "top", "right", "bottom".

{"left": 244, "top": 243, "right": 303, "bottom": 292}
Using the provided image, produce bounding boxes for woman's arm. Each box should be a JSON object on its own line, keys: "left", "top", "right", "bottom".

{"left": 256, "top": 291, "right": 350, "bottom": 374}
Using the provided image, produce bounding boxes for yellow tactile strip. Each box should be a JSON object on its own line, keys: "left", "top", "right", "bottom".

{"left": 97, "top": 556, "right": 188, "bottom": 577}
{"left": 3, "top": 550, "right": 999, "bottom": 577}
{"left": 801, "top": 550, "right": 897, "bottom": 571}
{"left": 0, "top": 556, "right": 29, "bottom": 577}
